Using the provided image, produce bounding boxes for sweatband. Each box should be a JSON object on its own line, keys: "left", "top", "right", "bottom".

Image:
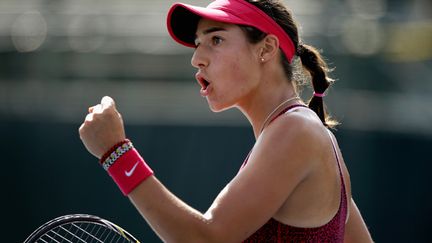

{"left": 106, "top": 146, "right": 154, "bottom": 196}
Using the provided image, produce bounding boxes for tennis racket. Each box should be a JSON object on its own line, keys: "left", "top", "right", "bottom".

{"left": 24, "top": 214, "right": 140, "bottom": 243}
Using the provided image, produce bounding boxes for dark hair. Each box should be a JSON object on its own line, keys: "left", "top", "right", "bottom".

{"left": 240, "top": 0, "right": 337, "bottom": 128}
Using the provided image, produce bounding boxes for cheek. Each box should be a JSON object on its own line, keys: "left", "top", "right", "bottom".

{"left": 228, "top": 54, "right": 252, "bottom": 82}
{"left": 230, "top": 54, "right": 258, "bottom": 89}
{"left": 214, "top": 45, "right": 258, "bottom": 94}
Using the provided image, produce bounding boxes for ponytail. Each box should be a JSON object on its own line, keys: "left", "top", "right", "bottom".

{"left": 242, "top": 0, "right": 338, "bottom": 128}
{"left": 297, "top": 44, "right": 338, "bottom": 128}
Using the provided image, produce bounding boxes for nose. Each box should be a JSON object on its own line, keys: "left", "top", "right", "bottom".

{"left": 191, "top": 47, "right": 208, "bottom": 69}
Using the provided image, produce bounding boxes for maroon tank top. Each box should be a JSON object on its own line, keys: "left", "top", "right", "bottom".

{"left": 241, "top": 104, "right": 347, "bottom": 242}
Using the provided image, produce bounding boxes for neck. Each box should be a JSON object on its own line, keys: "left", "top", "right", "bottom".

{"left": 238, "top": 86, "right": 300, "bottom": 139}
{"left": 236, "top": 56, "right": 302, "bottom": 139}
{"left": 258, "top": 95, "right": 300, "bottom": 135}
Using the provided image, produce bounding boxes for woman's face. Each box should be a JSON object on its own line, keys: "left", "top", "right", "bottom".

{"left": 192, "top": 19, "right": 262, "bottom": 112}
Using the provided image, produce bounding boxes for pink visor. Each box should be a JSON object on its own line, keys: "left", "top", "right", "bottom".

{"left": 167, "top": 0, "right": 296, "bottom": 62}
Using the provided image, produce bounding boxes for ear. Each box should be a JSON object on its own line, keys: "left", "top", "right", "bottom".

{"left": 259, "top": 34, "right": 280, "bottom": 62}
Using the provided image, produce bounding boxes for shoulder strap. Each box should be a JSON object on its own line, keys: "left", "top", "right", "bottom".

{"left": 326, "top": 129, "right": 349, "bottom": 222}
{"left": 326, "top": 130, "right": 344, "bottom": 179}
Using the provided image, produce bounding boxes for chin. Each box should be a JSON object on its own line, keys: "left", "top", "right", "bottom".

{"left": 208, "top": 101, "right": 232, "bottom": 113}
{"left": 208, "top": 106, "right": 225, "bottom": 113}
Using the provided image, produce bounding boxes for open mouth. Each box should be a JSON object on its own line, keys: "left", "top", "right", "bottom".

{"left": 196, "top": 74, "right": 210, "bottom": 91}
{"left": 195, "top": 73, "right": 211, "bottom": 97}
{"left": 200, "top": 78, "right": 210, "bottom": 90}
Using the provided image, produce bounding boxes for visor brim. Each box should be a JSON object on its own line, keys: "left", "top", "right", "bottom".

{"left": 167, "top": 3, "right": 244, "bottom": 48}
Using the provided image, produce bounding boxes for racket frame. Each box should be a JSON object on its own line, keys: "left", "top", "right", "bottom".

{"left": 24, "top": 214, "right": 140, "bottom": 243}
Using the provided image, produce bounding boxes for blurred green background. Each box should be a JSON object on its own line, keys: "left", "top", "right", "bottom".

{"left": 1, "top": 0, "right": 431, "bottom": 242}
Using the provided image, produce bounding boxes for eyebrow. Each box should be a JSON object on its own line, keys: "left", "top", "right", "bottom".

{"left": 194, "top": 26, "right": 227, "bottom": 44}
{"left": 202, "top": 26, "right": 227, "bottom": 35}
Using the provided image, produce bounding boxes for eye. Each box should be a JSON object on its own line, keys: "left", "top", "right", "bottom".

{"left": 212, "top": 36, "right": 223, "bottom": 45}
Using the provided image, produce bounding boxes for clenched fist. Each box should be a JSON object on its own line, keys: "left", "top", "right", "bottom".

{"left": 79, "top": 96, "right": 126, "bottom": 159}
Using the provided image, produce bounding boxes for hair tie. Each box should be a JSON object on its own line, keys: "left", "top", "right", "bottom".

{"left": 313, "top": 91, "right": 326, "bottom": 98}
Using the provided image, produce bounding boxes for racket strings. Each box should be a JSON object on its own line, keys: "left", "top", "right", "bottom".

{"left": 36, "top": 222, "right": 132, "bottom": 243}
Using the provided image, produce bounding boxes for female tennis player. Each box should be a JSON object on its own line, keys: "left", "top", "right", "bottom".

{"left": 79, "top": 0, "right": 373, "bottom": 242}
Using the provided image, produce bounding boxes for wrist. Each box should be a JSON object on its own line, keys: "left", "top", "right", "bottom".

{"left": 100, "top": 139, "right": 154, "bottom": 195}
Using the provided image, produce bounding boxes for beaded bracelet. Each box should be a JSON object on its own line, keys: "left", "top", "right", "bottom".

{"left": 101, "top": 140, "right": 134, "bottom": 171}
{"left": 99, "top": 139, "right": 130, "bottom": 164}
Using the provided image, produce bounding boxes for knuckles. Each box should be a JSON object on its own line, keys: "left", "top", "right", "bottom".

{"left": 78, "top": 98, "right": 123, "bottom": 138}
{"left": 87, "top": 107, "right": 118, "bottom": 122}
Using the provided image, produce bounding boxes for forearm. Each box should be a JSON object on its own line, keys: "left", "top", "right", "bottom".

{"left": 128, "top": 176, "right": 220, "bottom": 243}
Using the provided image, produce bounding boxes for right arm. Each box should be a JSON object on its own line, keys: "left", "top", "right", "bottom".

{"left": 127, "top": 114, "right": 318, "bottom": 242}
{"left": 344, "top": 198, "right": 373, "bottom": 243}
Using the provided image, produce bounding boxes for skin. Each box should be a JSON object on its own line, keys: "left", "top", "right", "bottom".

{"left": 79, "top": 19, "right": 373, "bottom": 242}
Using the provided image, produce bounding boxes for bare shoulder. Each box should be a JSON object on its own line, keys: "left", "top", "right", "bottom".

{"left": 258, "top": 107, "right": 329, "bottom": 158}
{"left": 249, "top": 107, "right": 329, "bottom": 180}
